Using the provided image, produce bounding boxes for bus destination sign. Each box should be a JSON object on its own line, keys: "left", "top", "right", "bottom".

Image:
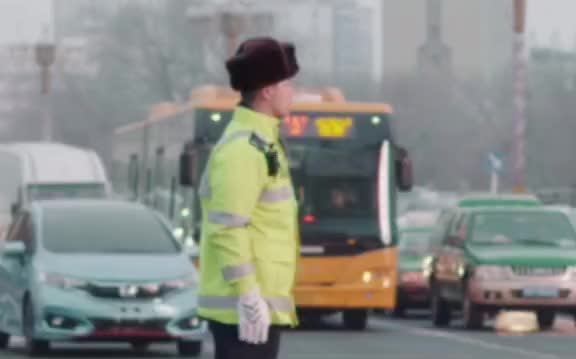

{"left": 282, "top": 114, "right": 355, "bottom": 139}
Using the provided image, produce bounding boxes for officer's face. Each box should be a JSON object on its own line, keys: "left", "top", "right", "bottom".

{"left": 269, "top": 79, "right": 294, "bottom": 118}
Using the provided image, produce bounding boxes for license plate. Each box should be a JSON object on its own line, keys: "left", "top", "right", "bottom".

{"left": 110, "top": 326, "right": 141, "bottom": 333}
{"left": 522, "top": 287, "right": 559, "bottom": 298}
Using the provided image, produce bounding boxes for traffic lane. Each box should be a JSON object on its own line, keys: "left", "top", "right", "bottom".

{"left": 0, "top": 321, "right": 487, "bottom": 359}
{"left": 1, "top": 339, "right": 213, "bottom": 358}
{"left": 381, "top": 312, "right": 576, "bottom": 359}
{"left": 280, "top": 317, "right": 537, "bottom": 359}
{"left": 3, "top": 316, "right": 576, "bottom": 359}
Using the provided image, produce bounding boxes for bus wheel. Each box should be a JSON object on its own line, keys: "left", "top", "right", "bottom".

{"left": 343, "top": 310, "right": 368, "bottom": 330}
{"left": 392, "top": 304, "right": 406, "bottom": 318}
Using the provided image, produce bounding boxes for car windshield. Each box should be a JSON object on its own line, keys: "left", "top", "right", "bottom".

{"left": 470, "top": 211, "right": 576, "bottom": 247}
{"left": 42, "top": 204, "right": 180, "bottom": 254}
{"left": 28, "top": 183, "right": 107, "bottom": 201}
{"left": 399, "top": 231, "right": 433, "bottom": 256}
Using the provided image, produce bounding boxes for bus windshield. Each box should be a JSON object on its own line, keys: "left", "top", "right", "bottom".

{"left": 292, "top": 145, "right": 379, "bottom": 220}
{"left": 286, "top": 113, "right": 392, "bottom": 250}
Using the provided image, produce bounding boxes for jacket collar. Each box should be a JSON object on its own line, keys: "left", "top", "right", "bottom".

{"left": 234, "top": 106, "right": 280, "bottom": 141}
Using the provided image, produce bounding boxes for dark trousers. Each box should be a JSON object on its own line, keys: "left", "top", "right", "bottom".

{"left": 208, "top": 320, "right": 282, "bottom": 359}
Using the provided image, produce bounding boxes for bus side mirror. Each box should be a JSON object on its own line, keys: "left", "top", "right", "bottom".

{"left": 179, "top": 141, "right": 198, "bottom": 187}
{"left": 396, "top": 146, "right": 413, "bottom": 192}
{"left": 10, "top": 203, "right": 19, "bottom": 216}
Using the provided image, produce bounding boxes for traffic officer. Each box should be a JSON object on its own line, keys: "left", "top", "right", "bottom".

{"left": 197, "top": 37, "right": 300, "bottom": 359}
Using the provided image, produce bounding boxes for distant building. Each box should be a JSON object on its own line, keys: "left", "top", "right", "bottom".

{"left": 382, "top": 0, "right": 514, "bottom": 79}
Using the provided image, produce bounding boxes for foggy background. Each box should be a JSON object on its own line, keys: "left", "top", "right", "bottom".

{"left": 0, "top": 0, "right": 575, "bottom": 193}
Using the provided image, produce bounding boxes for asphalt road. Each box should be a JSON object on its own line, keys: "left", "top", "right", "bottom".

{"left": 3, "top": 312, "right": 576, "bottom": 359}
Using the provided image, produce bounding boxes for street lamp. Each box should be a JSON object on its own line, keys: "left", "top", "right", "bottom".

{"left": 34, "top": 29, "right": 56, "bottom": 141}
{"left": 512, "top": 0, "right": 527, "bottom": 192}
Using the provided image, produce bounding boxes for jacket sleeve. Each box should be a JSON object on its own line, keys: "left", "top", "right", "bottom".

{"left": 206, "top": 139, "right": 267, "bottom": 295}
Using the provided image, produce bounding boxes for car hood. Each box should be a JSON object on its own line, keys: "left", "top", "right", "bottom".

{"left": 38, "top": 253, "right": 193, "bottom": 282}
{"left": 467, "top": 245, "right": 576, "bottom": 266}
{"left": 399, "top": 255, "right": 424, "bottom": 272}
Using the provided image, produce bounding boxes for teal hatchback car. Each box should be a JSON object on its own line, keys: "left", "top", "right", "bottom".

{"left": 0, "top": 200, "right": 205, "bottom": 356}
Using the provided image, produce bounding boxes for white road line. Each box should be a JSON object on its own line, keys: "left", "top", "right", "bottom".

{"left": 372, "top": 318, "right": 565, "bottom": 359}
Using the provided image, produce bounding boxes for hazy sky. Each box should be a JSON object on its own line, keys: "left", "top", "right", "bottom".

{"left": 0, "top": 0, "right": 575, "bottom": 47}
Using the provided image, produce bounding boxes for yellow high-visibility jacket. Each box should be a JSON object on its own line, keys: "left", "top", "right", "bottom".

{"left": 197, "top": 106, "right": 299, "bottom": 326}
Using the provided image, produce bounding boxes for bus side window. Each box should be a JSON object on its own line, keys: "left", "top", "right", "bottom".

{"left": 153, "top": 147, "right": 165, "bottom": 208}
{"left": 128, "top": 154, "right": 139, "bottom": 201}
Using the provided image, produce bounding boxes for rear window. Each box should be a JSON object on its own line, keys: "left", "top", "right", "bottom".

{"left": 399, "top": 230, "right": 434, "bottom": 256}
{"left": 470, "top": 211, "right": 576, "bottom": 247}
{"left": 41, "top": 204, "right": 180, "bottom": 254}
{"left": 28, "top": 183, "right": 106, "bottom": 201}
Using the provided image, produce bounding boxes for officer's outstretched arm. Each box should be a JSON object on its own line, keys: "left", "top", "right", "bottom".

{"left": 207, "top": 141, "right": 267, "bottom": 295}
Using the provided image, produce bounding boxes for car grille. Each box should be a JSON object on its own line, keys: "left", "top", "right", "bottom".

{"left": 91, "top": 318, "right": 169, "bottom": 332}
{"left": 511, "top": 266, "right": 566, "bottom": 277}
{"left": 85, "top": 283, "right": 169, "bottom": 299}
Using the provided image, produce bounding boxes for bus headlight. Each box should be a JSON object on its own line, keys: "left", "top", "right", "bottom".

{"left": 173, "top": 227, "right": 185, "bottom": 240}
{"left": 362, "top": 270, "right": 390, "bottom": 287}
{"left": 180, "top": 208, "right": 191, "bottom": 218}
{"left": 362, "top": 271, "right": 373, "bottom": 283}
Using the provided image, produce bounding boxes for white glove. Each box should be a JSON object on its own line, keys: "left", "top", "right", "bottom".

{"left": 238, "top": 288, "right": 271, "bottom": 344}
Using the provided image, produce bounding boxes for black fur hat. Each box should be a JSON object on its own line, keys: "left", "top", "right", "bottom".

{"left": 226, "top": 37, "right": 299, "bottom": 92}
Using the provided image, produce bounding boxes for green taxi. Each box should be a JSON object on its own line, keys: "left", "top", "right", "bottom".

{"left": 429, "top": 206, "right": 576, "bottom": 330}
{"left": 395, "top": 226, "right": 436, "bottom": 317}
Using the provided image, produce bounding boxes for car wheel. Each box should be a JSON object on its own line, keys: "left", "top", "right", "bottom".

{"left": 537, "top": 310, "right": 555, "bottom": 330}
{"left": 431, "top": 288, "right": 451, "bottom": 327}
{"left": 342, "top": 309, "right": 368, "bottom": 330}
{"left": 392, "top": 304, "right": 406, "bottom": 318}
{"left": 462, "top": 294, "right": 483, "bottom": 330}
{"left": 0, "top": 331, "right": 9, "bottom": 349}
{"left": 177, "top": 340, "right": 203, "bottom": 357}
{"left": 131, "top": 340, "right": 151, "bottom": 352}
{"left": 23, "top": 299, "right": 50, "bottom": 357}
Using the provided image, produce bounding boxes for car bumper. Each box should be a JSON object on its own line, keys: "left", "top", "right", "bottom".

{"left": 398, "top": 272, "right": 429, "bottom": 305}
{"left": 32, "top": 286, "right": 206, "bottom": 342}
{"left": 469, "top": 277, "right": 576, "bottom": 308}
{"left": 295, "top": 284, "right": 395, "bottom": 310}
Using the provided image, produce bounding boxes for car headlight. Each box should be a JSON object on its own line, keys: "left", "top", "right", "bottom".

{"left": 421, "top": 256, "right": 433, "bottom": 275}
{"left": 474, "top": 265, "right": 510, "bottom": 281}
{"left": 39, "top": 272, "right": 87, "bottom": 290}
{"left": 567, "top": 266, "right": 576, "bottom": 280}
{"left": 163, "top": 274, "right": 196, "bottom": 291}
{"left": 422, "top": 256, "right": 433, "bottom": 268}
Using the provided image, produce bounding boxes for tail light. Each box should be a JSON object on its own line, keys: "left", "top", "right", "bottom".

{"left": 303, "top": 215, "right": 316, "bottom": 223}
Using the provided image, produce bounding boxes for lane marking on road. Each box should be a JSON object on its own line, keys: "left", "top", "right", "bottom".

{"left": 8, "top": 336, "right": 215, "bottom": 355}
{"left": 372, "top": 318, "right": 565, "bottom": 359}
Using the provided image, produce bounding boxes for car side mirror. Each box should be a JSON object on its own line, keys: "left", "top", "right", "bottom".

{"left": 395, "top": 146, "right": 413, "bottom": 192}
{"left": 3, "top": 241, "right": 26, "bottom": 262}
{"left": 179, "top": 141, "right": 199, "bottom": 187}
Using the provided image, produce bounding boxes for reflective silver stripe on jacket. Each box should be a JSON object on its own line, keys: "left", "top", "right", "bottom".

{"left": 222, "top": 263, "right": 255, "bottom": 281}
{"left": 207, "top": 211, "right": 250, "bottom": 227}
{"left": 260, "top": 186, "right": 293, "bottom": 203}
{"left": 198, "top": 296, "right": 293, "bottom": 312}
